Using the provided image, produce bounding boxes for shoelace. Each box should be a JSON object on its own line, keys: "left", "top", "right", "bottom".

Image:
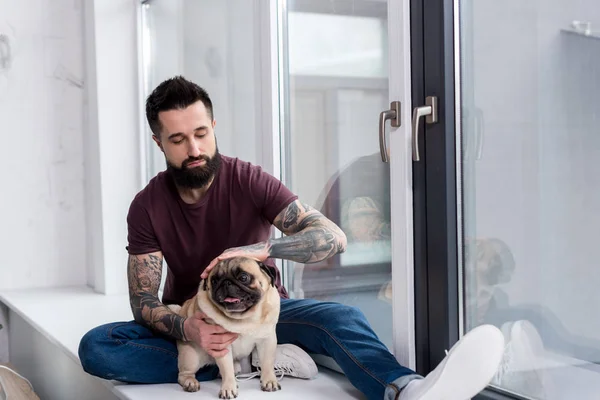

{"left": 494, "top": 341, "right": 513, "bottom": 383}
{"left": 235, "top": 362, "right": 293, "bottom": 382}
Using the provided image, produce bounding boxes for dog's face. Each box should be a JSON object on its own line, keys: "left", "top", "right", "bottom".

{"left": 465, "top": 237, "right": 516, "bottom": 286}
{"left": 202, "top": 257, "right": 276, "bottom": 315}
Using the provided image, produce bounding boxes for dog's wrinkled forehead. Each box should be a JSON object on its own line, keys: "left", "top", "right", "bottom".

{"left": 209, "top": 257, "right": 260, "bottom": 279}
{"left": 201, "top": 257, "right": 266, "bottom": 291}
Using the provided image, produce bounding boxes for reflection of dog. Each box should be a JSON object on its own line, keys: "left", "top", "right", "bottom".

{"left": 471, "top": 238, "right": 516, "bottom": 286}
{"left": 466, "top": 238, "right": 516, "bottom": 323}
{"left": 168, "top": 257, "right": 281, "bottom": 399}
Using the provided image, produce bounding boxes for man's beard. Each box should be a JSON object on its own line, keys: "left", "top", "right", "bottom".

{"left": 166, "top": 149, "right": 222, "bottom": 189}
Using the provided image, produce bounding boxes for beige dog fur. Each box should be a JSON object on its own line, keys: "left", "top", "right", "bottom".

{"left": 168, "top": 257, "right": 281, "bottom": 399}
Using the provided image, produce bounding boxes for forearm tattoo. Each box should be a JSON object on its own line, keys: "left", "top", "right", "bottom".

{"left": 127, "top": 253, "right": 187, "bottom": 340}
{"left": 344, "top": 196, "right": 391, "bottom": 241}
{"left": 271, "top": 201, "right": 347, "bottom": 263}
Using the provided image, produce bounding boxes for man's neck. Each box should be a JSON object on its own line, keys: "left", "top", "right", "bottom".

{"left": 176, "top": 176, "right": 215, "bottom": 204}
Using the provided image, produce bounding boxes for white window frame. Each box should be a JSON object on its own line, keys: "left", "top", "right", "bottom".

{"left": 83, "top": 0, "right": 145, "bottom": 295}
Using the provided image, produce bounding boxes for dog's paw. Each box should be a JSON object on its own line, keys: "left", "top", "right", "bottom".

{"left": 260, "top": 378, "right": 281, "bottom": 392}
{"left": 218, "top": 381, "right": 239, "bottom": 399}
{"left": 178, "top": 376, "right": 200, "bottom": 392}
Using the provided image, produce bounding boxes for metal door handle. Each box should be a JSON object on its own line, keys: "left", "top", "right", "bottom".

{"left": 378, "top": 101, "right": 401, "bottom": 162}
{"left": 412, "top": 96, "right": 438, "bottom": 161}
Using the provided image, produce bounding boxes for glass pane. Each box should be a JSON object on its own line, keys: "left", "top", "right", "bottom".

{"left": 280, "top": 2, "right": 393, "bottom": 350}
{"left": 288, "top": 12, "right": 387, "bottom": 78}
{"left": 460, "top": 1, "right": 600, "bottom": 398}
{"left": 141, "top": 0, "right": 262, "bottom": 179}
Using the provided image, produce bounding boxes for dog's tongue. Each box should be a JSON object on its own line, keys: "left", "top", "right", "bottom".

{"left": 224, "top": 297, "right": 241, "bottom": 303}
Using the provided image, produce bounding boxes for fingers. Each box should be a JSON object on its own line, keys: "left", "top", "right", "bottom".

{"left": 208, "top": 348, "right": 230, "bottom": 358}
{"left": 200, "top": 260, "right": 217, "bottom": 279}
{"left": 193, "top": 311, "right": 207, "bottom": 320}
{"left": 213, "top": 332, "right": 238, "bottom": 344}
{"left": 209, "top": 324, "right": 232, "bottom": 334}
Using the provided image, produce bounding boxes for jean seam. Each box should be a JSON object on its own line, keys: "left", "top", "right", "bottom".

{"left": 388, "top": 383, "right": 401, "bottom": 400}
{"left": 106, "top": 322, "right": 178, "bottom": 358}
{"left": 279, "top": 320, "right": 386, "bottom": 388}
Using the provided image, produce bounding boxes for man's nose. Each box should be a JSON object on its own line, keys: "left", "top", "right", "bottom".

{"left": 187, "top": 141, "right": 201, "bottom": 158}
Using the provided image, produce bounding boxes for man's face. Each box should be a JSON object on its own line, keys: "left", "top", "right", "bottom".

{"left": 152, "top": 101, "right": 220, "bottom": 189}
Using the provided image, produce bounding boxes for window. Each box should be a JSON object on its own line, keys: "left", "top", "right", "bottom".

{"left": 277, "top": 3, "right": 394, "bottom": 350}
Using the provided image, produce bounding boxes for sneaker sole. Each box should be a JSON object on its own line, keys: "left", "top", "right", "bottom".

{"left": 418, "top": 324, "right": 505, "bottom": 400}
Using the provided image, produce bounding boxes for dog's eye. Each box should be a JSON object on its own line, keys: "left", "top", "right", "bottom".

{"left": 211, "top": 277, "right": 218, "bottom": 286}
{"left": 239, "top": 273, "right": 250, "bottom": 283}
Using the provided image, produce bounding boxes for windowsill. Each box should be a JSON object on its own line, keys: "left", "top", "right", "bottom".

{"left": 0, "top": 286, "right": 364, "bottom": 400}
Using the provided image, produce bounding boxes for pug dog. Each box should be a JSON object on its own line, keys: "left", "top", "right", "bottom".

{"left": 465, "top": 237, "right": 516, "bottom": 323}
{"left": 168, "top": 257, "right": 281, "bottom": 399}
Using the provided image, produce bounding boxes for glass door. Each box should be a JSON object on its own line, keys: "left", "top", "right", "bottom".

{"left": 277, "top": 0, "right": 416, "bottom": 365}
{"left": 415, "top": 0, "right": 600, "bottom": 399}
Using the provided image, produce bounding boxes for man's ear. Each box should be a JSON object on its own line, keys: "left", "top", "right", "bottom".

{"left": 258, "top": 262, "right": 276, "bottom": 287}
{"left": 152, "top": 134, "right": 164, "bottom": 152}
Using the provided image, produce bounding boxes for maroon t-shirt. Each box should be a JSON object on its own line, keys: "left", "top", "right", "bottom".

{"left": 126, "top": 155, "right": 296, "bottom": 305}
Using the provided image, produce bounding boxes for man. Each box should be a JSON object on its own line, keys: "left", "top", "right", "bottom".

{"left": 78, "top": 76, "right": 505, "bottom": 400}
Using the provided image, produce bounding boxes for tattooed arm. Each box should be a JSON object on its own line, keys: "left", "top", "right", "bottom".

{"left": 127, "top": 251, "right": 187, "bottom": 340}
{"left": 268, "top": 200, "right": 347, "bottom": 263}
{"left": 202, "top": 200, "right": 347, "bottom": 277}
{"left": 342, "top": 196, "right": 391, "bottom": 242}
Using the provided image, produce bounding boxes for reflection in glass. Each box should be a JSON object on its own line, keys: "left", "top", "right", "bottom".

{"left": 460, "top": 1, "right": 600, "bottom": 398}
{"left": 281, "top": 4, "right": 393, "bottom": 351}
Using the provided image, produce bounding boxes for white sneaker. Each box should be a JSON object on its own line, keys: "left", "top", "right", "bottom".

{"left": 250, "top": 344, "right": 318, "bottom": 380}
{"left": 399, "top": 324, "right": 505, "bottom": 400}
{"left": 492, "top": 320, "right": 548, "bottom": 398}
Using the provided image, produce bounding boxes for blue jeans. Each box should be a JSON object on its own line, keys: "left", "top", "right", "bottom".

{"left": 78, "top": 298, "right": 420, "bottom": 400}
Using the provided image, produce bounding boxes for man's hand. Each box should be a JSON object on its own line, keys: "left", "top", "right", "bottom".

{"left": 183, "top": 311, "right": 239, "bottom": 358}
{"left": 201, "top": 243, "right": 270, "bottom": 279}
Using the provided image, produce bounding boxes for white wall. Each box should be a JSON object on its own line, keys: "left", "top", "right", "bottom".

{"left": 468, "top": 0, "right": 600, "bottom": 346}
{"left": 0, "top": 0, "right": 142, "bottom": 295}
{"left": 0, "top": 0, "right": 87, "bottom": 290}
{"left": 83, "top": 0, "right": 142, "bottom": 295}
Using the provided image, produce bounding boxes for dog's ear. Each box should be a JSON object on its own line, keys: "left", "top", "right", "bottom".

{"left": 201, "top": 278, "right": 208, "bottom": 291}
{"left": 258, "top": 262, "right": 276, "bottom": 287}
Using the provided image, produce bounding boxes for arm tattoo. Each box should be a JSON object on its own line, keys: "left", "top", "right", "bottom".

{"left": 127, "top": 253, "right": 187, "bottom": 340}
{"left": 343, "top": 196, "right": 391, "bottom": 241}
{"left": 270, "top": 201, "right": 347, "bottom": 264}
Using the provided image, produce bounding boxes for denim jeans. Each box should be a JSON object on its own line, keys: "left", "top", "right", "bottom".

{"left": 78, "top": 298, "right": 421, "bottom": 400}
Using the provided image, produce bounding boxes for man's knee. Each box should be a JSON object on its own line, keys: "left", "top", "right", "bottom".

{"left": 78, "top": 326, "right": 105, "bottom": 376}
{"left": 78, "top": 322, "right": 134, "bottom": 378}
{"left": 320, "top": 303, "right": 368, "bottom": 329}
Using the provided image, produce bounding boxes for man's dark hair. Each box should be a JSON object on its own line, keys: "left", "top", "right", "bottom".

{"left": 145, "top": 76, "right": 214, "bottom": 138}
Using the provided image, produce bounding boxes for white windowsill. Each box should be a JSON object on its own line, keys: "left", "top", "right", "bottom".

{"left": 0, "top": 286, "right": 364, "bottom": 400}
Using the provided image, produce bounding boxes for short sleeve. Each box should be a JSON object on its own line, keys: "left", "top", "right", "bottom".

{"left": 126, "top": 196, "right": 161, "bottom": 255}
{"left": 247, "top": 165, "right": 298, "bottom": 223}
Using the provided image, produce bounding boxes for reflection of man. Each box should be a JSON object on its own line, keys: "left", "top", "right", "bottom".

{"left": 318, "top": 153, "right": 390, "bottom": 245}
{"left": 307, "top": 153, "right": 393, "bottom": 304}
